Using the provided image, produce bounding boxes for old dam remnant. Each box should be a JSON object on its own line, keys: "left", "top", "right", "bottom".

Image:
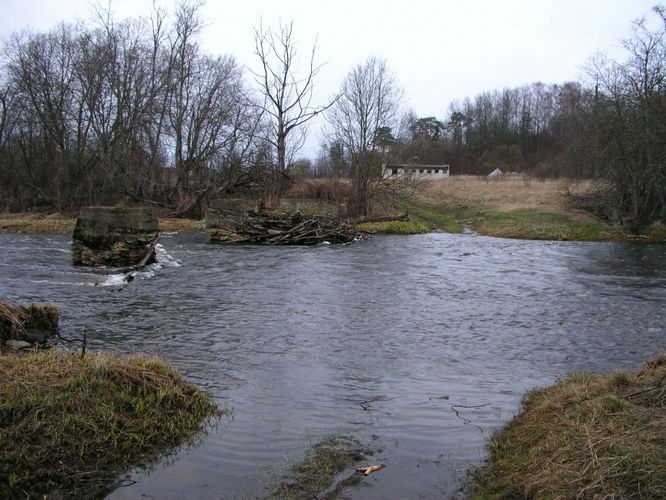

{"left": 71, "top": 207, "right": 159, "bottom": 267}
{"left": 206, "top": 206, "right": 359, "bottom": 245}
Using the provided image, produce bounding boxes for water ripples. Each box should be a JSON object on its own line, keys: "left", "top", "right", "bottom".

{"left": 0, "top": 231, "right": 664, "bottom": 498}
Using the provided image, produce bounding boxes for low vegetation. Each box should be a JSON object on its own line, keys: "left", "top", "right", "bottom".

{"left": 356, "top": 219, "right": 428, "bottom": 234}
{"left": 0, "top": 300, "right": 59, "bottom": 344}
{"left": 0, "top": 350, "right": 221, "bottom": 498}
{"left": 274, "top": 436, "right": 371, "bottom": 499}
{"left": 0, "top": 213, "right": 204, "bottom": 234}
{"left": 394, "top": 199, "right": 462, "bottom": 233}
{"left": 414, "top": 176, "right": 665, "bottom": 241}
{"left": 159, "top": 218, "right": 205, "bottom": 232}
{"left": 0, "top": 213, "right": 76, "bottom": 233}
{"left": 470, "top": 208, "right": 624, "bottom": 241}
{"left": 470, "top": 354, "right": 666, "bottom": 498}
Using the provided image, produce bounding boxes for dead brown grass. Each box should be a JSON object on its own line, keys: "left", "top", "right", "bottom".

{"left": 420, "top": 175, "right": 598, "bottom": 215}
{"left": 0, "top": 213, "right": 205, "bottom": 233}
{"left": 159, "top": 218, "right": 205, "bottom": 231}
{"left": 471, "top": 353, "right": 666, "bottom": 499}
{"left": 0, "top": 212, "right": 76, "bottom": 233}
{"left": 0, "top": 300, "right": 59, "bottom": 344}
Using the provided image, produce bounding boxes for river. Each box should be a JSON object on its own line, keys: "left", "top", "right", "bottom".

{"left": 1, "top": 231, "right": 664, "bottom": 498}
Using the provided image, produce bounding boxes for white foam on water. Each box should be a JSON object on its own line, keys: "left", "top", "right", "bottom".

{"left": 95, "top": 272, "right": 133, "bottom": 288}
{"left": 154, "top": 243, "right": 181, "bottom": 268}
{"left": 86, "top": 243, "right": 180, "bottom": 288}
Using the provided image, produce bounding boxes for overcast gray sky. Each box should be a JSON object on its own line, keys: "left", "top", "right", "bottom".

{"left": 0, "top": 0, "right": 658, "bottom": 156}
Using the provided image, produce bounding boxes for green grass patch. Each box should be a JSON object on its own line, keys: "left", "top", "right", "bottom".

{"left": 470, "top": 353, "right": 666, "bottom": 499}
{"left": 356, "top": 220, "right": 429, "bottom": 234}
{"left": 0, "top": 350, "right": 221, "bottom": 498}
{"left": 470, "top": 208, "right": 624, "bottom": 241}
{"left": 639, "top": 222, "right": 666, "bottom": 242}
{"left": 396, "top": 200, "right": 463, "bottom": 233}
{"left": 274, "top": 436, "right": 371, "bottom": 498}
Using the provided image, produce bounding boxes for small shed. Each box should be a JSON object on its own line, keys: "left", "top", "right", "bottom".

{"left": 488, "top": 168, "right": 504, "bottom": 177}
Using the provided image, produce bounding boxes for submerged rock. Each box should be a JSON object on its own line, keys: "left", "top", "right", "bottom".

{"left": 5, "top": 340, "right": 32, "bottom": 350}
{"left": 72, "top": 207, "right": 159, "bottom": 267}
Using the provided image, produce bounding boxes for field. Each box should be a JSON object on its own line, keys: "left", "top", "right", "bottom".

{"left": 408, "top": 175, "right": 665, "bottom": 241}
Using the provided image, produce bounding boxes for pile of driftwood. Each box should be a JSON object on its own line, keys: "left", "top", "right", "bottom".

{"left": 207, "top": 208, "right": 360, "bottom": 245}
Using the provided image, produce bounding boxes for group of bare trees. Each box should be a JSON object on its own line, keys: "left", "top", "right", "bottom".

{"left": 0, "top": 0, "right": 407, "bottom": 218}
{"left": 0, "top": 3, "right": 264, "bottom": 216}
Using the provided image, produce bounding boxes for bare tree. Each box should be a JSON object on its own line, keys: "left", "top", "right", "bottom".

{"left": 587, "top": 7, "right": 666, "bottom": 225}
{"left": 327, "top": 56, "right": 404, "bottom": 216}
{"left": 251, "top": 20, "right": 336, "bottom": 206}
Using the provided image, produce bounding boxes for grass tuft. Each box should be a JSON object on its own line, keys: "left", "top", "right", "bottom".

{"left": 470, "top": 353, "right": 666, "bottom": 499}
{"left": 274, "top": 436, "right": 371, "bottom": 498}
{"left": 0, "top": 350, "right": 221, "bottom": 498}
{"left": 1, "top": 300, "right": 59, "bottom": 344}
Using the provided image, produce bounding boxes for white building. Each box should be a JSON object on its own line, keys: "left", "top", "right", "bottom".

{"left": 382, "top": 163, "right": 450, "bottom": 180}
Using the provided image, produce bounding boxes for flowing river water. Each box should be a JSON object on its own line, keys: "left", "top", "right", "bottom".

{"left": 1, "top": 231, "right": 664, "bottom": 498}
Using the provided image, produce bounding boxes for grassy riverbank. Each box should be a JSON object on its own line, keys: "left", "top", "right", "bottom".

{"left": 470, "top": 354, "right": 666, "bottom": 498}
{"left": 0, "top": 350, "right": 220, "bottom": 498}
{"left": 2, "top": 176, "right": 664, "bottom": 241}
{"left": 414, "top": 176, "right": 666, "bottom": 241}
{"left": 355, "top": 219, "right": 429, "bottom": 234}
{"left": 0, "top": 212, "right": 203, "bottom": 233}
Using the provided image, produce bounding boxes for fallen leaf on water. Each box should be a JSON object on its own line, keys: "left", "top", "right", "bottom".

{"left": 355, "top": 464, "right": 385, "bottom": 475}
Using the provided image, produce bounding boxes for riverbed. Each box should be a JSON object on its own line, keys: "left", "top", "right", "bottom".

{"left": 1, "top": 231, "right": 664, "bottom": 498}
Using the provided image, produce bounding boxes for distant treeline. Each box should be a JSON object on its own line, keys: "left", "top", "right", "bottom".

{"left": 1, "top": 3, "right": 664, "bottom": 224}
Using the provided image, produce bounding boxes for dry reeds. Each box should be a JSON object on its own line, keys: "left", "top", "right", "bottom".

{"left": 0, "top": 300, "right": 58, "bottom": 344}
{"left": 0, "top": 212, "right": 76, "bottom": 233}
{"left": 0, "top": 300, "right": 28, "bottom": 342}
{"left": 471, "top": 354, "right": 666, "bottom": 498}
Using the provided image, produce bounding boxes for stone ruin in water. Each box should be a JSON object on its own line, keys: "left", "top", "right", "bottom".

{"left": 71, "top": 207, "right": 159, "bottom": 267}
